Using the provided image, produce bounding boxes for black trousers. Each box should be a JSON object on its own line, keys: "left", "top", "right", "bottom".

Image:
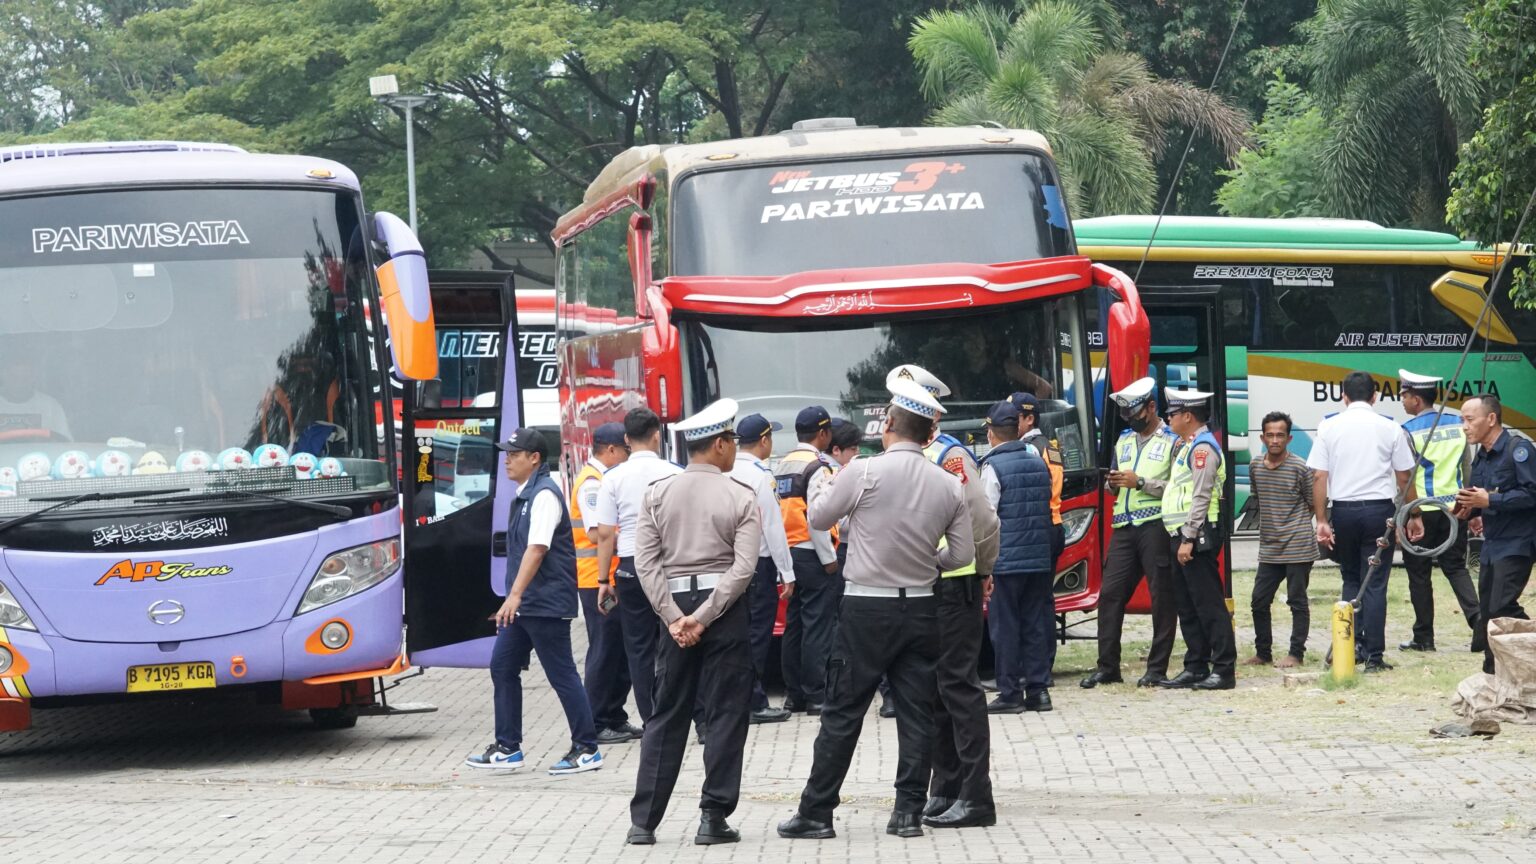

{"left": 1478, "top": 554, "right": 1533, "bottom": 674}
{"left": 1169, "top": 533, "right": 1236, "bottom": 679}
{"left": 799, "top": 594, "right": 940, "bottom": 823}
{"left": 989, "top": 571, "right": 1056, "bottom": 699}
{"left": 1251, "top": 562, "right": 1311, "bottom": 662}
{"left": 746, "top": 556, "right": 780, "bottom": 709}
{"left": 781, "top": 547, "right": 840, "bottom": 706}
{"left": 1403, "top": 511, "right": 1480, "bottom": 647}
{"left": 630, "top": 593, "right": 753, "bottom": 829}
{"left": 929, "top": 575, "right": 992, "bottom": 805}
{"left": 1097, "top": 522, "right": 1177, "bottom": 677}
{"left": 578, "top": 586, "right": 633, "bottom": 729}
{"left": 615, "top": 561, "right": 658, "bottom": 723}
{"left": 1333, "top": 499, "right": 1395, "bottom": 663}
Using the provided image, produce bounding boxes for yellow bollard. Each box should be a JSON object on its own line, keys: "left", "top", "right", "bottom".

{"left": 1331, "top": 601, "right": 1356, "bottom": 681}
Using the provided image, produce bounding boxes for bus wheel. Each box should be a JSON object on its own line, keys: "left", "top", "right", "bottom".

{"left": 310, "top": 706, "right": 359, "bottom": 730}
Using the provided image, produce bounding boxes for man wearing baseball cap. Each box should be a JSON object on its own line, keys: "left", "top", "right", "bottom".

{"left": 731, "top": 413, "right": 796, "bottom": 723}
{"left": 776, "top": 405, "right": 841, "bottom": 715}
{"left": 465, "top": 428, "right": 602, "bottom": 775}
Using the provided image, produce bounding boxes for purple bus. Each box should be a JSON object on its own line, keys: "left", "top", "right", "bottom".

{"left": 0, "top": 142, "right": 514, "bottom": 732}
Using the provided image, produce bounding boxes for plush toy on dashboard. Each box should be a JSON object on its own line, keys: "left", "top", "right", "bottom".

{"left": 0, "top": 466, "right": 17, "bottom": 497}
{"left": 317, "top": 457, "right": 346, "bottom": 478}
{"left": 95, "top": 450, "right": 132, "bottom": 478}
{"left": 17, "top": 453, "right": 51, "bottom": 483}
{"left": 134, "top": 451, "right": 170, "bottom": 475}
{"left": 288, "top": 451, "right": 318, "bottom": 480}
{"left": 215, "top": 448, "right": 253, "bottom": 471}
{"left": 253, "top": 444, "right": 290, "bottom": 470}
{"left": 52, "top": 450, "right": 93, "bottom": 480}
{"left": 175, "top": 450, "right": 213, "bottom": 473}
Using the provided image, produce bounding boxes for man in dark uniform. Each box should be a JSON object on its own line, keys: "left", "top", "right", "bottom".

{"left": 1453, "top": 395, "right": 1536, "bottom": 675}
{"left": 1159, "top": 388, "right": 1237, "bottom": 691}
{"left": 778, "top": 377, "right": 974, "bottom": 841}
{"left": 627, "top": 399, "right": 762, "bottom": 846}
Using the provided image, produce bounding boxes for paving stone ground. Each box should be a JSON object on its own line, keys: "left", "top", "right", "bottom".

{"left": 4, "top": 558, "right": 1535, "bottom": 863}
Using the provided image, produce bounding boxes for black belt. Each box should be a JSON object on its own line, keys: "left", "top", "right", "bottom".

{"left": 1334, "top": 499, "right": 1392, "bottom": 507}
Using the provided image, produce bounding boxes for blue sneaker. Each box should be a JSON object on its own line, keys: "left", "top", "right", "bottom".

{"left": 548, "top": 746, "right": 602, "bottom": 775}
{"left": 464, "top": 743, "right": 524, "bottom": 770}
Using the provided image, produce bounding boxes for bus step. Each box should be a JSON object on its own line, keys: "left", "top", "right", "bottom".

{"left": 356, "top": 701, "right": 438, "bottom": 717}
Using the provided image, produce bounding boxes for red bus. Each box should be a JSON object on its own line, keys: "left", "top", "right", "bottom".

{"left": 550, "top": 119, "right": 1150, "bottom": 626}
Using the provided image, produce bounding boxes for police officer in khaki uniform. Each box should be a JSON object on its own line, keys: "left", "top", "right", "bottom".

{"left": 778, "top": 378, "right": 975, "bottom": 841}
{"left": 626, "top": 399, "right": 762, "bottom": 847}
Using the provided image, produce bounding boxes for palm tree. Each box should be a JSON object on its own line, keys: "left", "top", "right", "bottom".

{"left": 909, "top": 0, "right": 1250, "bottom": 217}
{"left": 1305, "top": 0, "right": 1481, "bottom": 229}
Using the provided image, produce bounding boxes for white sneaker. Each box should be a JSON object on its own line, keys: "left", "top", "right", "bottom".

{"left": 464, "top": 743, "right": 524, "bottom": 770}
{"left": 548, "top": 747, "right": 602, "bottom": 775}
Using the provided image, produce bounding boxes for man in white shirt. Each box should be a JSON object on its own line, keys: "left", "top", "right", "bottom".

{"left": 0, "top": 350, "right": 71, "bottom": 440}
{"left": 593, "top": 407, "right": 683, "bottom": 723}
{"left": 730, "top": 413, "right": 796, "bottom": 724}
{"left": 1307, "top": 371, "right": 1415, "bottom": 671}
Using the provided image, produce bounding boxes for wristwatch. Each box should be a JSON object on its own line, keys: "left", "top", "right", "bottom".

{"left": 1135, "top": 477, "right": 1145, "bottom": 490}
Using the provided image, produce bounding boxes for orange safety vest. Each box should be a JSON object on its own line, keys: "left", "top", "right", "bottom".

{"left": 570, "top": 463, "right": 617, "bottom": 589}
{"left": 774, "top": 449, "right": 837, "bottom": 548}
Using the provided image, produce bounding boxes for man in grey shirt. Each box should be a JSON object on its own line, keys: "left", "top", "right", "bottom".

{"left": 778, "top": 377, "right": 974, "bottom": 842}
{"left": 627, "top": 399, "right": 762, "bottom": 847}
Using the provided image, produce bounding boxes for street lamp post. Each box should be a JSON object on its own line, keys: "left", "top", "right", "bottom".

{"left": 369, "top": 74, "right": 435, "bottom": 234}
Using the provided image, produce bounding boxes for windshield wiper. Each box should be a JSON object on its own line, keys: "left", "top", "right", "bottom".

{"left": 0, "top": 487, "right": 192, "bottom": 539}
{"left": 141, "top": 489, "right": 352, "bottom": 519}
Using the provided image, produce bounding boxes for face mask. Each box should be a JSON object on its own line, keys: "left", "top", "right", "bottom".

{"left": 1119, "top": 403, "right": 1151, "bottom": 432}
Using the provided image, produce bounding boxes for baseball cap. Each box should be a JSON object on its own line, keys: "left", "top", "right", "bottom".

{"left": 495, "top": 427, "right": 549, "bottom": 458}
{"left": 592, "top": 422, "right": 626, "bottom": 448}
{"left": 795, "top": 405, "right": 832, "bottom": 433}
{"left": 1009, "top": 392, "right": 1039, "bottom": 416}
{"left": 735, "top": 413, "right": 781, "bottom": 442}
{"left": 984, "top": 400, "right": 1021, "bottom": 427}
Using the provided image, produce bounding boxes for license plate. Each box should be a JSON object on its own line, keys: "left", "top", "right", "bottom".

{"left": 125, "top": 661, "right": 217, "bottom": 693}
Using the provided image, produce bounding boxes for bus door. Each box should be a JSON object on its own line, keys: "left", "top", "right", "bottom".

{"left": 1132, "top": 288, "right": 1236, "bottom": 608}
{"left": 403, "top": 275, "right": 521, "bottom": 667}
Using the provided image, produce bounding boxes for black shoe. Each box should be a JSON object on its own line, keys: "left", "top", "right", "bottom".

{"left": 924, "top": 799, "right": 997, "bottom": 829}
{"left": 1024, "top": 691, "right": 1053, "bottom": 712}
{"left": 1191, "top": 673, "right": 1236, "bottom": 691}
{"left": 886, "top": 811, "right": 924, "bottom": 838}
{"left": 1136, "top": 672, "right": 1168, "bottom": 688}
{"left": 695, "top": 728, "right": 706, "bottom": 745}
{"left": 1362, "top": 659, "right": 1394, "bottom": 673}
{"left": 777, "top": 813, "right": 835, "bottom": 839}
{"left": 986, "top": 695, "right": 1025, "bottom": 714}
{"left": 1157, "top": 669, "right": 1206, "bottom": 689}
{"left": 696, "top": 812, "right": 740, "bottom": 845}
{"left": 750, "top": 706, "right": 791, "bottom": 724}
{"left": 806, "top": 703, "right": 824, "bottom": 717}
{"left": 878, "top": 699, "right": 896, "bottom": 719}
{"left": 1399, "top": 640, "right": 1436, "bottom": 652}
{"left": 596, "top": 726, "right": 638, "bottom": 745}
{"left": 626, "top": 825, "right": 656, "bottom": 845}
{"left": 782, "top": 698, "right": 806, "bottom": 713}
{"left": 923, "top": 797, "right": 956, "bottom": 818}
{"left": 1079, "top": 670, "right": 1123, "bottom": 689}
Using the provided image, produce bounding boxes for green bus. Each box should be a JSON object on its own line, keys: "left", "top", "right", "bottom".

{"left": 1077, "top": 215, "right": 1534, "bottom": 530}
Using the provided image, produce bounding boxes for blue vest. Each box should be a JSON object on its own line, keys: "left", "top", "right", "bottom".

{"left": 506, "top": 468, "right": 578, "bottom": 618}
{"left": 981, "top": 440, "right": 1053, "bottom": 575}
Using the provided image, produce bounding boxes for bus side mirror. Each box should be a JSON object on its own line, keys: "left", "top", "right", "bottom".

{"left": 629, "top": 212, "right": 653, "bottom": 317}
{"left": 373, "top": 211, "right": 439, "bottom": 381}
{"left": 416, "top": 378, "right": 443, "bottom": 410}
{"left": 642, "top": 285, "right": 682, "bottom": 421}
{"left": 1094, "top": 263, "right": 1150, "bottom": 391}
{"left": 1432, "top": 271, "right": 1518, "bottom": 345}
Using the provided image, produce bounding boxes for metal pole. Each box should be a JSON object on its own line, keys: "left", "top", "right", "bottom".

{"left": 404, "top": 101, "right": 418, "bottom": 233}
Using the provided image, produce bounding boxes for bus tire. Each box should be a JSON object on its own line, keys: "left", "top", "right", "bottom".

{"left": 309, "top": 706, "right": 359, "bottom": 730}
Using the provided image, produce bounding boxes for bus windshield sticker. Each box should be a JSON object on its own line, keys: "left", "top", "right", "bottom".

{"left": 92, "top": 517, "right": 230, "bottom": 548}
{"left": 760, "top": 160, "right": 984, "bottom": 224}
{"left": 32, "top": 221, "right": 250, "bottom": 255}
{"left": 1193, "top": 264, "right": 1334, "bottom": 286}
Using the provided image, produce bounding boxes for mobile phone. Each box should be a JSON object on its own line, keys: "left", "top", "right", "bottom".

{"left": 598, "top": 593, "right": 618, "bottom": 614}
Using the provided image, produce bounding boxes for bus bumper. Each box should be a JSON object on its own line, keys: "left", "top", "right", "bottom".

{"left": 5, "top": 576, "right": 403, "bottom": 699}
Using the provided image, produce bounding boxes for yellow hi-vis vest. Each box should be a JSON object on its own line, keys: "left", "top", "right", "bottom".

{"left": 1112, "top": 427, "right": 1178, "bottom": 527}
{"left": 926, "top": 434, "right": 977, "bottom": 578}
{"left": 571, "top": 463, "right": 617, "bottom": 589}
{"left": 1162, "top": 431, "right": 1225, "bottom": 535}
{"left": 1402, "top": 411, "right": 1466, "bottom": 503}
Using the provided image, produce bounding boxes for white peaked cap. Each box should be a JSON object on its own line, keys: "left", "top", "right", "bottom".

{"left": 888, "top": 378, "right": 946, "bottom": 419}
{"left": 886, "top": 364, "right": 951, "bottom": 398}
{"left": 1399, "top": 368, "right": 1442, "bottom": 390}
{"left": 675, "top": 398, "right": 739, "bottom": 441}
{"left": 1164, "top": 387, "right": 1214, "bottom": 410}
{"left": 1110, "top": 376, "right": 1157, "bottom": 409}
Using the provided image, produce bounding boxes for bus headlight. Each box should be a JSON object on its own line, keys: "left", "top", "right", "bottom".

{"left": 298, "top": 539, "right": 402, "bottom": 614}
{"left": 1062, "top": 508, "right": 1094, "bottom": 546}
{"left": 0, "top": 581, "right": 36, "bottom": 631}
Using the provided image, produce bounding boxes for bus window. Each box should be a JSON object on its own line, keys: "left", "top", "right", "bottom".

{"left": 571, "top": 210, "right": 636, "bottom": 319}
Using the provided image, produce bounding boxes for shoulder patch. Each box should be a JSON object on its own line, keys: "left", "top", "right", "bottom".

{"left": 1192, "top": 449, "right": 1208, "bottom": 470}
{"left": 942, "top": 455, "right": 968, "bottom": 483}
{"left": 1516, "top": 445, "right": 1530, "bottom": 464}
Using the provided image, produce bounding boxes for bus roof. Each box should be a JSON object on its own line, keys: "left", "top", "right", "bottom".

{"left": 1075, "top": 215, "right": 1480, "bottom": 252}
{"left": 562, "top": 123, "right": 1052, "bottom": 235}
{"left": 0, "top": 141, "right": 361, "bottom": 197}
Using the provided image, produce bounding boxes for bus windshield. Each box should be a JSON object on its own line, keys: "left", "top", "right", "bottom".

{"left": 0, "top": 187, "right": 388, "bottom": 512}
{"left": 681, "top": 297, "right": 1096, "bottom": 470}
{"left": 670, "top": 151, "right": 1072, "bottom": 277}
